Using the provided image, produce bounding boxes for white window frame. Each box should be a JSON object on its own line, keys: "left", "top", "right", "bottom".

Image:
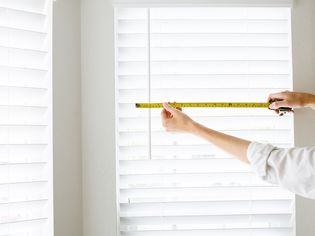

{"left": 80, "top": 0, "right": 315, "bottom": 236}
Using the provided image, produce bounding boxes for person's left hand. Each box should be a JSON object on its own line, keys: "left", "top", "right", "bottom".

{"left": 161, "top": 103, "right": 196, "bottom": 133}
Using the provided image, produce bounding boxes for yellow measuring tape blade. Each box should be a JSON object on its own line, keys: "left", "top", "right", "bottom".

{"left": 135, "top": 102, "right": 270, "bottom": 108}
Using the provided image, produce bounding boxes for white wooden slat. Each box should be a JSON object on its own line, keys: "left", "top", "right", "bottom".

{"left": 118, "top": 47, "right": 290, "bottom": 61}
{"left": 120, "top": 214, "right": 292, "bottom": 233}
{"left": 0, "top": 7, "right": 47, "bottom": 33}
{"left": 119, "top": 200, "right": 292, "bottom": 217}
{"left": 118, "top": 74, "right": 291, "bottom": 90}
{"left": 0, "top": 27, "right": 48, "bottom": 52}
{"left": 117, "top": 33, "right": 290, "bottom": 48}
{"left": 117, "top": 19, "right": 290, "bottom": 34}
{"left": 0, "top": 218, "right": 49, "bottom": 236}
{"left": 0, "top": 181, "right": 48, "bottom": 204}
{"left": 118, "top": 61, "right": 290, "bottom": 75}
{"left": 0, "top": 200, "right": 48, "bottom": 224}
{"left": 118, "top": 88, "right": 290, "bottom": 103}
{"left": 119, "top": 131, "right": 291, "bottom": 147}
{"left": 0, "top": 144, "right": 48, "bottom": 164}
{"left": 118, "top": 143, "right": 291, "bottom": 161}
{"left": 0, "top": 106, "right": 48, "bottom": 125}
{"left": 116, "top": 7, "right": 288, "bottom": 20}
{"left": 0, "top": 67, "right": 48, "bottom": 89}
{"left": 0, "top": 47, "right": 48, "bottom": 70}
{"left": 119, "top": 116, "right": 292, "bottom": 131}
{"left": 0, "top": 0, "right": 47, "bottom": 14}
{"left": 120, "top": 229, "right": 291, "bottom": 236}
{"left": 120, "top": 171, "right": 270, "bottom": 188}
{"left": 114, "top": 0, "right": 293, "bottom": 8}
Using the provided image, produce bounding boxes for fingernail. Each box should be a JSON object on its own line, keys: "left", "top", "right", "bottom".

{"left": 269, "top": 104, "right": 275, "bottom": 109}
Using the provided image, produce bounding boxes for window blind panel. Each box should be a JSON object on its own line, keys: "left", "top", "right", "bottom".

{"left": 0, "top": 0, "right": 53, "bottom": 236}
{"left": 115, "top": 7, "right": 294, "bottom": 236}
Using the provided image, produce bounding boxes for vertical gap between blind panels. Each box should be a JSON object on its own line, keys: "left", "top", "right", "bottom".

{"left": 147, "top": 8, "right": 152, "bottom": 160}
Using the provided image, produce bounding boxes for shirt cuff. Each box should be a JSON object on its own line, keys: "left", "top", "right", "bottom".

{"left": 247, "top": 142, "right": 277, "bottom": 178}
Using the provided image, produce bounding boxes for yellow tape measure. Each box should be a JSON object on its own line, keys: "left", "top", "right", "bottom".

{"left": 135, "top": 102, "right": 270, "bottom": 109}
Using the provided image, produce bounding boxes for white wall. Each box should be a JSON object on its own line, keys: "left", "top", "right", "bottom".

{"left": 81, "top": 0, "right": 117, "bottom": 235}
{"left": 292, "top": 0, "right": 315, "bottom": 235}
{"left": 53, "top": 0, "right": 82, "bottom": 235}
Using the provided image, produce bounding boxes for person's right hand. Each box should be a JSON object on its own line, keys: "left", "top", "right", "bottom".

{"left": 268, "top": 91, "right": 315, "bottom": 111}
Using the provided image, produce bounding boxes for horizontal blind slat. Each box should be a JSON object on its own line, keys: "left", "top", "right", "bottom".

{"left": 117, "top": 33, "right": 289, "bottom": 48}
{"left": 0, "top": 0, "right": 47, "bottom": 13}
{"left": 0, "top": 7, "right": 47, "bottom": 33}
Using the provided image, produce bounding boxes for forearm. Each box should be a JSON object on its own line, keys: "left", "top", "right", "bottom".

{"left": 190, "top": 122, "right": 251, "bottom": 164}
{"left": 304, "top": 93, "right": 315, "bottom": 110}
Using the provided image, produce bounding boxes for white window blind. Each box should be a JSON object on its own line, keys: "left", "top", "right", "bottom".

{"left": 115, "top": 7, "right": 294, "bottom": 236}
{"left": 0, "top": 0, "right": 53, "bottom": 236}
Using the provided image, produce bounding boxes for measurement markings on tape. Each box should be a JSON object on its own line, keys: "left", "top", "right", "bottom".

{"left": 135, "top": 102, "right": 292, "bottom": 112}
{"left": 135, "top": 102, "right": 270, "bottom": 108}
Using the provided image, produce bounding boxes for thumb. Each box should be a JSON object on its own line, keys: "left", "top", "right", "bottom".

{"left": 269, "top": 101, "right": 289, "bottom": 109}
{"left": 163, "top": 102, "right": 176, "bottom": 113}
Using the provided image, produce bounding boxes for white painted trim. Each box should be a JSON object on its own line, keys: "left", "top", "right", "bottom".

{"left": 291, "top": 0, "right": 315, "bottom": 235}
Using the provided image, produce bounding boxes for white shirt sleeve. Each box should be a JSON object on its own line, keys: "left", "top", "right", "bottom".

{"left": 247, "top": 142, "right": 315, "bottom": 199}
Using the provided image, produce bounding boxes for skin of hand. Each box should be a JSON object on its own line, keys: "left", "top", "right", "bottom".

{"left": 268, "top": 91, "right": 315, "bottom": 111}
{"left": 161, "top": 103, "right": 195, "bottom": 132}
{"left": 161, "top": 103, "right": 251, "bottom": 163}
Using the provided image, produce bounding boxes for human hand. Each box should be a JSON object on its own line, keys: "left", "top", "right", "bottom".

{"left": 161, "top": 103, "right": 196, "bottom": 133}
{"left": 268, "top": 91, "right": 315, "bottom": 112}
